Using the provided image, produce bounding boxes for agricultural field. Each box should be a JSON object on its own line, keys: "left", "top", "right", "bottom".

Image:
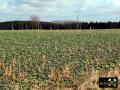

{"left": 0, "top": 29, "right": 120, "bottom": 90}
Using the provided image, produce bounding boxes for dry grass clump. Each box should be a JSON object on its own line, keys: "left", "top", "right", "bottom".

{"left": 48, "top": 64, "right": 71, "bottom": 82}
{"left": 48, "top": 67, "right": 57, "bottom": 81}
{"left": 5, "top": 65, "right": 16, "bottom": 81}
{"left": 116, "top": 64, "right": 120, "bottom": 79}
{"left": 62, "top": 64, "right": 70, "bottom": 79}
{"left": 77, "top": 70, "right": 100, "bottom": 90}
{"left": 5, "top": 58, "right": 17, "bottom": 81}
{"left": 48, "top": 64, "right": 71, "bottom": 90}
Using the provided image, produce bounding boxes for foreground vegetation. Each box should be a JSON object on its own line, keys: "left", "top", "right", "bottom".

{"left": 0, "top": 29, "right": 120, "bottom": 90}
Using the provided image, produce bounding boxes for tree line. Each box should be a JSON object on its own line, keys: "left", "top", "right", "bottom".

{"left": 0, "top": 21, "right": 120, "bottom": 30}
{"left": 0, "top": 14, "right": 120, "bottom": 30}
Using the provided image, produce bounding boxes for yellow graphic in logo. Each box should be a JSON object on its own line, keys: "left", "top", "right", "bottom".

{"left": 108, "top": 78, "right": 117, "bottom": 87}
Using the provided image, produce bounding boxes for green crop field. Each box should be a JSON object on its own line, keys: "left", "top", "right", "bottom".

{"left": 0, "top": 29, "right": 120, "bottom": 90}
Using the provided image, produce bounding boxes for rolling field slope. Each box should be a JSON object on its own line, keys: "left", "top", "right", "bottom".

{"left": 0, "top": 30, "right": 120, "bottom": 90}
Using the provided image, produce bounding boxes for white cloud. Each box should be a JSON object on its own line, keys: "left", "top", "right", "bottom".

{"left": 0, "top": 0, "right": 120, "bottom": 21}
{"left": 113, "top": 0, "right": 120, "bottom": 7}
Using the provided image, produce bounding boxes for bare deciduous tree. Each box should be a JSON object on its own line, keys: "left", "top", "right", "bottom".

{"left": 30, "top": 15, "right": 41, "bottom": 30}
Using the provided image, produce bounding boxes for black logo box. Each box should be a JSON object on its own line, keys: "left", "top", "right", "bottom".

{"left": 99, "top": 77, "right": 118, "bottom": 88}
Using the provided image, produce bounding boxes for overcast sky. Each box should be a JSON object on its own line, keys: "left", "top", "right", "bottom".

{"left": 0, "top": 0, "right": 120, "bottom": 22}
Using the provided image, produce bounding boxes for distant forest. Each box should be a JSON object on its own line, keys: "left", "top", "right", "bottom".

{"left": 0, "top": 21, "right": 120, "bottom": 30}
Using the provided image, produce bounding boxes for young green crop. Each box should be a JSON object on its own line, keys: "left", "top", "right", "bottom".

{"left": 0, "top": 29, "right": 120, "bottom": 89}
